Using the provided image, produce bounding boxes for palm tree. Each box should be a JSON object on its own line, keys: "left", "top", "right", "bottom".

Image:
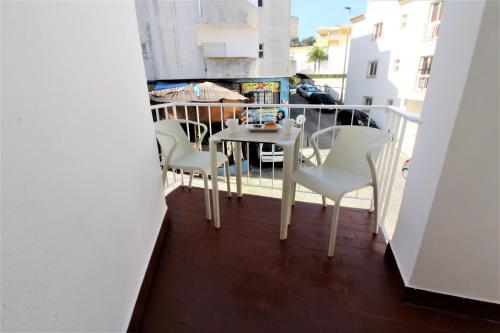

{"left": 308, "top": 46, "right": 328, "bottom": 74}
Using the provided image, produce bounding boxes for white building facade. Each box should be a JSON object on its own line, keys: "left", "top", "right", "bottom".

{"left": 316, "top": 25, "right": 351, "bottom": 75}
{"left": 345, "top": 0, "right": 443, "bottom": 115}
{"left": 290, "top": 25, "right": 350, "bottom": 75}
{"left": 135, "top": 0, "right": 293, "bottom": 102}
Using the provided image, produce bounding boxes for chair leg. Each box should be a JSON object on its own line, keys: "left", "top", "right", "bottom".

{"left": 180, "top": 169, "right": 184, "bottom": 187}
{"left": 322, "top": 196, "right": 327, "bottom": 207}
{"left": 372, "top": 184, "right": 379, "bottom": 234}
{"left": 291, "top": 181, "right": 296, "bottom": 206}
{"left": 224, "top": 162, "right": 231, "bottom": 197}
{"left": 202, "top": 173, "right": 211, "bottom": 220}
{"left": 328, "top": 198, "right": 342, "bottom": 257}
{"left": 188, "top": 171, "right": 194, "bottom": 189}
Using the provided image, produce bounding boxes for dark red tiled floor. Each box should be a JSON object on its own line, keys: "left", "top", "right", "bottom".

{"left": 139, "top": 187, "right": 500, "bottom": 332}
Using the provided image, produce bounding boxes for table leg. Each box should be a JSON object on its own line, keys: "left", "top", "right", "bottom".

{"left": 235, "top": 141, "right": 242, "bottom": 197}
{"left": 209, "top": 139, "right": 220, "bottom": 228}
{"left": 280, "top": 143, "right": 294, "bottom": 240}
{"left": 224, "top": 161, "right": 231, "bottom": 197}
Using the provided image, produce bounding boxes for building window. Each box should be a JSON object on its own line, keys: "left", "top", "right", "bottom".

{"left": 424, "top": 1, "right": 442, "bottom": 39}
{"left": 258, "top": 43, "right": 264, "bottom": 58}
{"left": 400, "top": 14, "right": 407, "bottom": 29}
{"left": 387, "top": 99, "right": 394, "bottom": 106}
{"left": 141, "top": 42, "right": 149, "bottom": 58}
{"left": 419, "top": 56, "right": 433, "bottom": 75}
{"left": 429, "top": 1, "right": 443, "bottom": 23}
{"left": 363, "top": 96, "right": 373, "bottom": 105}
{"left": 372, "top": 22, "right": 383, "bottom": 39}
{"left": 258, "top": 0, "right": 263, "bottom": 7}
{"left": 416, "top": 56, "right": 433, "bottom": 90}
{"left": 393, "top": 59, "right": 400, "bottom": 72}
{"left": 367, "top": 60, "right": 378, "bottom": 78}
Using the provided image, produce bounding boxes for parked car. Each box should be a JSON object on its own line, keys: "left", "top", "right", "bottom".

{"left": 333, "top": 109, "right": 380, "bottom": 128}
{"left": 258, "top": 143, "right": 284, "bottom": 164}
{"left": 308, "top": 92, "right": 339, "bottom": 106}
{"left": 402, "top": 159, "right": 411, "bottom": 178}
{"left": 297, "top": 84, "right": 319, "bottom": 99}
{"left": 245, "top": 141, "right": 284, "bottom": 166}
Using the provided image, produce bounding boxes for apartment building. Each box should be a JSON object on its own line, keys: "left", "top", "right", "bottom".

{"left": 290, "top": 24, "right": 351, "bottom": 75}
{"left": 316, "top": 25, "right": 351, "bottom": 74}
{"left": 135, "top": 0, "right": 293, "bottom": 103}
{"left": 345, "top": 0, "right": 443, "bottom": 115}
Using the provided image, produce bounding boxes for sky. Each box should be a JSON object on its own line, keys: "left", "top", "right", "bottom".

{"left": 292, "top": 0, "right": 368, "bottom": 39}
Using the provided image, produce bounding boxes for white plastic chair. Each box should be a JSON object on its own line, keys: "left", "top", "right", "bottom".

{"left": 155, "top": 119, "right": 231, "bottom": 220}
{"left": 290, "top": 125, "right": 390, "bottom": 257}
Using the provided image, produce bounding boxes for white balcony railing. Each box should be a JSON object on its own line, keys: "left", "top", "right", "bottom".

{"left": 151, "top": 102, "right": 421, "bottom": 239}
{"left": 423, "top": 21, "right": 440, "bottom": 40}
{"left": 415, "top": 74, "right": 430, "bottom": 91}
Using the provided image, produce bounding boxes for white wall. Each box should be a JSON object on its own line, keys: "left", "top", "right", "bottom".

{"left": 257, "top": 0, "right": 291, "bottom": 78}
{"left": 1, "top": 1, "right": 167, "bottom": 331}
{"left": 135, "top": 0, "right": 291, "bottom": 81}
{"left": 290, "top": 16, "right": 298, "bottom": 38}
{"left": 327, "top": 42, "right": 349, "bottom": 74}
{"left": 196, "top": 25, "right": 258, "bottom": 58}
{"left": 290, "top": 42, "right": 349, "bottom": 75}
{"left": 290, "top": 46, "right": 315, "bottom": 74}
{"left": 135, "top": 0, "right": 206, "bottom": 80}
{"left": 392, "top": 0, "right": 500, "bottom": 303}
{"left": 345, "top": 0, "right": 438, "bottom": 107}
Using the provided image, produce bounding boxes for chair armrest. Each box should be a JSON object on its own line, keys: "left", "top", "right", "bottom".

{"left": 310, "top": 126, "right": 338, "bottom": 165}
{"left": 175, "top": 119, "right": 208, "bottom": 150}
{"left": 155, "top": 131, "right": 178, "bottom": 167}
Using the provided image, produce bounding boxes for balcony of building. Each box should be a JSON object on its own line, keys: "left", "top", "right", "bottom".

{"left": 137, "top": 187, "right": 498, "bottom": 332}
{"left": 315, "top": 26, "right": 351, "bottom": 48}
{"left": 2, "top": 1, "right": 499, "bottom": 332}
{"left": 144, "top": 99, "right": 498, "bottom": 331}
{"left": 415, "top": 73, "right": 430, "bottom": 91}
{"left": 423, "top": 21, "right": 440, "bottom": 41}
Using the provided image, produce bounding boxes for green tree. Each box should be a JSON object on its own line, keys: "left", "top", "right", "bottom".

{"left": 301, "top": 36, "right": 316, "bottom": 46}
{"left": 307, "top": 46, "right": 328, "bottom": 74}
{"left": 290, "top": 37, "right": 300, "bottom": 47}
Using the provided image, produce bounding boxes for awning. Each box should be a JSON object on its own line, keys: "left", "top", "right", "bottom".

{"left": 149, "top": 81, "right": 247, "bottom": 103}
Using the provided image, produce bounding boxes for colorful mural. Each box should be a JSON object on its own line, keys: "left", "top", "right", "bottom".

{"left": 240, "top": 81, "right": 280, "bottom": 94}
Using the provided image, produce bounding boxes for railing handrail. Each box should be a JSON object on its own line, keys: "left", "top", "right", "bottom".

{"left": 150, "top": 102, "right": 422, "bottom": 124}
{"left": 385, "top": 106, "right": 422, "bottom": 124}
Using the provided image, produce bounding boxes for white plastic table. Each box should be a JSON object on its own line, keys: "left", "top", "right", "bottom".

{"left": 209, "top": 125, "right": 301, "bottom": 239}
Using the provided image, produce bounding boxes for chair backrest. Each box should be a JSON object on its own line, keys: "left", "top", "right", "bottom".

{"left": 323, "top": 126, "right": 388, "bottom": 179}
{"left": 154, "top": 120, "right": 194, "bottom": 164}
